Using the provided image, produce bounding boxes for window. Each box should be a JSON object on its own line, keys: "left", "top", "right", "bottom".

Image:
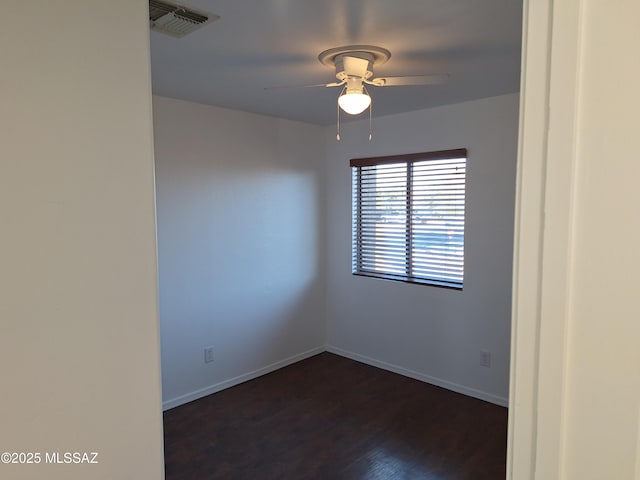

{"left": 351, "top": 148, "right": 467, "bottom": 289}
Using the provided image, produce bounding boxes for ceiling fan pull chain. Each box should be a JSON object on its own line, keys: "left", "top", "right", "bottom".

{"left": 367, "top": 87, "right": 373, "bottom": 141}
{"left": 336, "top": 85, "right": 346, "bottom": 141}
{"left": 336, "top": 101, "right": 341, "bottom": 141}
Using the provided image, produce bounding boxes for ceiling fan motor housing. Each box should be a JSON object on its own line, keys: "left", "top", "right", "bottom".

{"left": 334, "top": 53, "right": 374, "bottom": 81}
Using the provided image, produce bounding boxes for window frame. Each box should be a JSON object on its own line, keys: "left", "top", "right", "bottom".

{"left": 350, "top": 148, "right": 467, "bottom": 290}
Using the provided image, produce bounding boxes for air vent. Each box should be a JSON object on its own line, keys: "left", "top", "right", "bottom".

{"left": 149, "top": 0, "right": 219, "bottom": 38}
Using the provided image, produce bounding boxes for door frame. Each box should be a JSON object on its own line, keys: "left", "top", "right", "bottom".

{"left": 507, "top": 0, "right": 582, "bottom": 478}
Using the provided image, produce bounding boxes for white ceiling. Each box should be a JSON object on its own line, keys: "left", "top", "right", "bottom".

{"left": 150, "top": 0, "right": 523, "bottom": 126}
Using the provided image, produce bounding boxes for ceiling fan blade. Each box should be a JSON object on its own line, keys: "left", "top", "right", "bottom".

{"left": 369, "top": 74, "right": 450, "bottom": 87}
{"left": 264, "top": 81, "right": 344, "bottom": 90}
{"left": 342, "top": 56, "right": 370, "bottom": 78}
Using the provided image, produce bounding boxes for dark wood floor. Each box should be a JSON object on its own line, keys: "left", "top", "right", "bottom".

{"left": 163, "top": 353, "right": 508, "bottom": 479}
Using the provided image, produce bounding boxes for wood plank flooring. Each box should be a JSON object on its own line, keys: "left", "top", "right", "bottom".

{"left": 163, "top": 353, "right": 508, "bottom": 479}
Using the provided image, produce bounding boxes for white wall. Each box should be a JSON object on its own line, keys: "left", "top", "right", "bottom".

{"left": 510, "top": 0, "right": 640, "bottom": 478}
{"left": 153, "top": 96, "right": 327, "bottom": 409}
{"left": 0, "top": 1, "right": 164, "bottom": 479}
{"left": 325, "top": 94, "right": 519, "bottom": 405}
{"left": 155, "top": 95, "right": 518, "bottom": 409}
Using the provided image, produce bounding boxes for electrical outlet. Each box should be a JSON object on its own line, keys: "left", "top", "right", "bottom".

{"left": 480, "top": 350, "right": 491, "bottom": 368}
{"left": 204, "top": 347, "right": 214, "bottom": 364}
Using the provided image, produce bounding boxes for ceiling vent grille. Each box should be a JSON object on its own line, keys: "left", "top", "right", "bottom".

{"left": 149, "top": 0, "right": 219, "bottom": 38}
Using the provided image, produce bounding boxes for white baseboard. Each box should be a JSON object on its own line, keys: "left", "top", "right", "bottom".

{"left": 163, "top": 344, "right": 508, "bottom": 410}
{"left": 162, "top": 346, "right": 325, "bottom": 410}
{"left": 325, "top": 345, "right": 509, "bottom": 407}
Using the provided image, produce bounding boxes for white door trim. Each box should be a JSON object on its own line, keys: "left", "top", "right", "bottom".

{"left": 508, "top": 0, "right": 583, "bottom": 478}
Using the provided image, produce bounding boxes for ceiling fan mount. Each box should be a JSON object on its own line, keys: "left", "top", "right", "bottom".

{"left": 318, "top": 45, "right": 391, "bottom": 67}
{"left": 318, "top": 45, "right": 390, "bottom": 84}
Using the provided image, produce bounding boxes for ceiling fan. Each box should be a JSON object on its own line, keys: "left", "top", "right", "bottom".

{"left": 268, "top": 45, "right": 448, "bottom": 140}
{"left": 317, "top": 45, "right": 448, "bottom": 115}
{"left": 269, "top": 45, "right": 449, "bottom": 116}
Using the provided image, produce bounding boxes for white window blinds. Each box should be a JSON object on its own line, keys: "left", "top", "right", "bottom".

{"left": 351, "top": 149, "right": 467, "bottom": 289}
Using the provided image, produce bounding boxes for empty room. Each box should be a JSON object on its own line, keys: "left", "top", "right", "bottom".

{"left": 152, "top": 1, "right": 520, "bottom": 478}
{"left": 3, "top": 1, "right": 639, "bottom": 480}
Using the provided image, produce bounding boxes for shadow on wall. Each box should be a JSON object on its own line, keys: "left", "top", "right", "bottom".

{"left": 157, "top": 165, "right": 325, "bottom": 406}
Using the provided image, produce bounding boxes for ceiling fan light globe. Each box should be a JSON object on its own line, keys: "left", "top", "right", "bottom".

{"left": 338, "top": 92, "right": 371, "bottom": 115}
